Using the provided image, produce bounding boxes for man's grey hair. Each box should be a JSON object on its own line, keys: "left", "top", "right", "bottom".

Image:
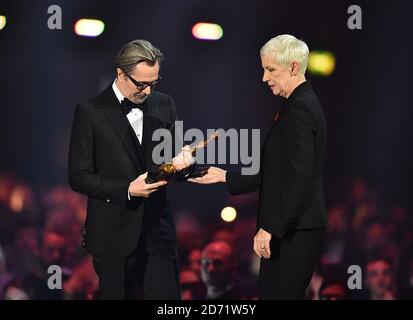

{"left": 260, "top": 34, "right": 309, "bottom": 74}
{"left": 115, "top": 39, "right": 164, "bottom": 75}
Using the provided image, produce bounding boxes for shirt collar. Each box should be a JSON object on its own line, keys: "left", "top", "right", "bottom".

{"left": 112, "top": 79, "right": 124, "bottom": 104}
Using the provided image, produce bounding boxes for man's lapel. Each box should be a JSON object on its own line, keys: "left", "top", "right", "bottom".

{"left": 96, "top": 85, "right": 145, "bottom": 171}
{"left": 142, "top": 114, "right": 161, "bottom": 170}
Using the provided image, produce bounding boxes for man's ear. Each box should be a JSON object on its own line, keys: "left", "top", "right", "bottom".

{"left": 116, "top": 67, "right": 123, "bottom": 79}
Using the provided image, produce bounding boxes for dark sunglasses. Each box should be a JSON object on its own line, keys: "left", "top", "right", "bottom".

{"left": 121, "top": 69, "right": 161, "bottom": 91}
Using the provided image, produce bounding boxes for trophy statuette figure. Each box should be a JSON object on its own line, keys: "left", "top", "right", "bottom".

{"left": 145, "top": 132, "right": 219, "bottom": 183}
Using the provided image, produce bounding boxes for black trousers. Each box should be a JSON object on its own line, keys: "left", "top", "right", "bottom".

{"left": 92, "top": 214, "right": 180, "bottom": 300}
{"left": 258, "top": 229, "right": 325, "bottom": 300}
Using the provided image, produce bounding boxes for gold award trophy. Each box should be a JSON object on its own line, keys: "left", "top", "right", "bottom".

{"left": 145, "top": 131, "right": 219, "bottom": 183}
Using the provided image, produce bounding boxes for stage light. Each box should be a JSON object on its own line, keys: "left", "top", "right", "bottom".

{"left": 0, "top": 16, "right": 6, "bottom": 30}
{"left": 74, "top": 19, "right": 105, "bottom": 37}
{"left": 221, "top": 206, "right": 237, "bottom": 222}
{"left": 307, "top": 50, "right": 336, "bottom": 76}
{"left": 192, "top": 22, "right": 223, "bottom": 40}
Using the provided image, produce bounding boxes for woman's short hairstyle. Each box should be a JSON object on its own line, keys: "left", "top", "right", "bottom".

{"left": 260, "top": 34, "right": 309, "bottom": 74}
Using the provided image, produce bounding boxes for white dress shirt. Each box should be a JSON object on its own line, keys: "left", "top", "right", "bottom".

{"left": 112, "top": 80, "right": 144, "bottom": 201}
{"left": 112, "top": 80, "right": 143, "bottom": 144}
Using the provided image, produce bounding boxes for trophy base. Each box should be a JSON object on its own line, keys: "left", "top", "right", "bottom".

{"left": 145, "top": 163, "right": 176, "bottom": 184}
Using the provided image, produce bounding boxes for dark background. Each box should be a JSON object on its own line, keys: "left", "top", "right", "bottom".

{"left": 0, "top": 0, "right": 412, "bottom": 220}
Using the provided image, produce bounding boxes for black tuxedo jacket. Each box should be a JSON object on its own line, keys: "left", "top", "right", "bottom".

{"left": 226, "top": 81, "right": 328, "bottom": 239}
{"left": 68, "top": 84, "right": 180, "bottom": 257}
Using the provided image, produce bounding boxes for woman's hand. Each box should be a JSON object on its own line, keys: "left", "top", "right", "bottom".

{"left": 188, "top": 166, "right": 226, "bottom": 184}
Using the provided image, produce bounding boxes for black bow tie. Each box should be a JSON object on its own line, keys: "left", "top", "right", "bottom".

{"left": 121, "top": 98, "right": 147, "bottom": 114}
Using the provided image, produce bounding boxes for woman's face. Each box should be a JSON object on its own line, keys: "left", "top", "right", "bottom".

{"left": 261, "top": 54, "right": 292, "bottom": 98}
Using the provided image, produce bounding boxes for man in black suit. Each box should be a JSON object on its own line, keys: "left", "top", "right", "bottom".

{"left": 68, "top": 40, "right": 193, "bottom": 299}
{"left": 190, "top": 34, "right": 328, "bottom": 299}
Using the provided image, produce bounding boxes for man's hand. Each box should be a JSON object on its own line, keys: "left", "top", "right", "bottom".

{"left": 253, "top": 228, "right": 272, "bottom": 259}
{"left": 128, "top": 172, "right": 167, "bottom": 198}
{"left": 172, "top": 145, "right": 194, "bottom": 171}
{"left": 188, "top": 166, "right": 226, "bottom": 184}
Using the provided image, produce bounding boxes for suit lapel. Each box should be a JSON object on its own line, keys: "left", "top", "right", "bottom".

{"left": 96, "top": 85, "right": 145, "bottom": 171}
{"left": 142, "top": 114, "right": 160, "bottom": 170}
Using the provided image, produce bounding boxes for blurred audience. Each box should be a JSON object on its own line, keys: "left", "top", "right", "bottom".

{"left": 63, "top": 256, "right": 98, "bottom": 300}
{"left": 200, "top": 240, "right": 254, "bottom": 299}
{"left": 187, "top": 248, "right": 202, "bottom": 276}
{"left": 179, "top": 268, "right": 205, "bottom": 300}
{"left": 0, "top": 245, "right": 13, "bottom": 296}
{"left": 319, "top": 280, "right": 349, "bottom": 300}
{"left": 2, "top": 278, "right": 32, "bottom": 300}
{"left": 0, "top": 173, "right": 412, "bottom": 299}
{"left": 362, "top": 257, "right": 398, "bottom": 300}
{"left": 15, "top": 230, "right": 73, "bottom": 300}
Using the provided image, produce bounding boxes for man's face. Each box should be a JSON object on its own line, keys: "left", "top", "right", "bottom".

{"left": 117, "top": 61, "right": 160, "bottom": 104}
{"left": 365, "top": 260, "right": 394, "bottom": 295}
{"left": 328, "top": 206, "right": 348, "bottom": 233}
{"left": 320, "top": 284, "right": 347, "bottom": 300}
{"left": 42, "top": 232, "right": 67, "bottom": 266}
{"left": 188, "top": 249, "right": 202, "bottom": 273}
{"left": 365, "top": 223, "right": 386, "bottom": 249}
{"left": 200, "top": 243, "right": 234, "bottom": 287}
{"left": 261, "top": 54, "right": 292, "bottom": 98}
